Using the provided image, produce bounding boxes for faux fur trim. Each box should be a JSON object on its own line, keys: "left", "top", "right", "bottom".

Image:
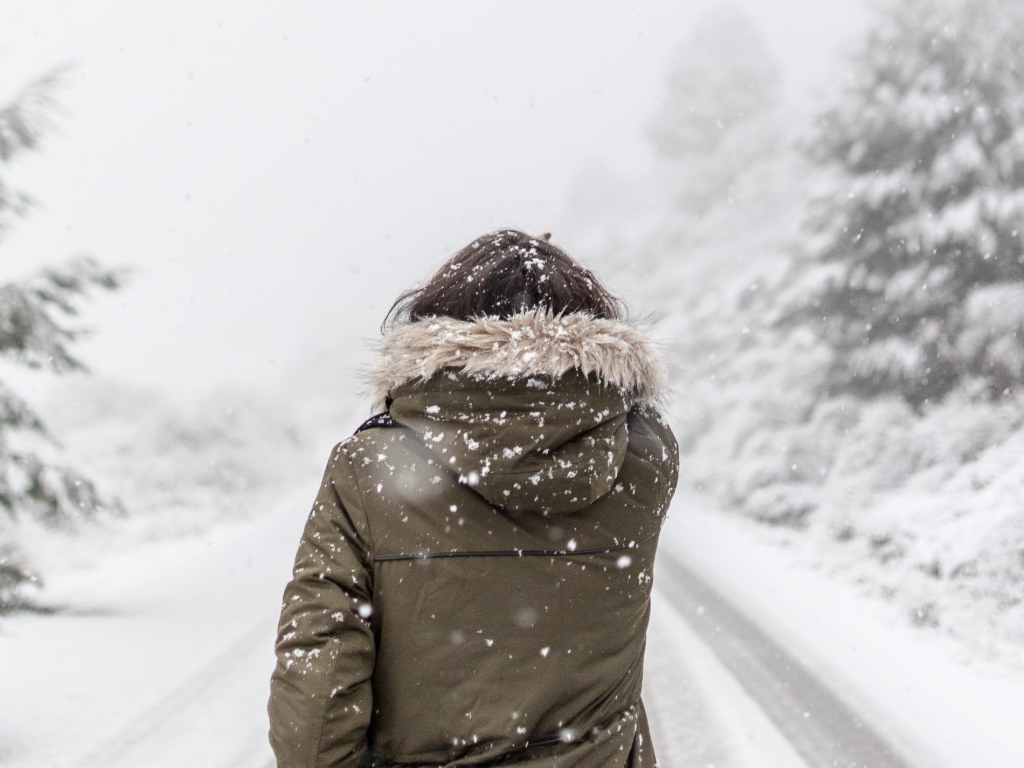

{"left": 367, "top": 310, "right": 667, "bottom": 410}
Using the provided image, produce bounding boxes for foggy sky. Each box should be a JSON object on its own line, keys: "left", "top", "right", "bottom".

{"left": 1, "top": 0, "right": 867, "bottom": 405}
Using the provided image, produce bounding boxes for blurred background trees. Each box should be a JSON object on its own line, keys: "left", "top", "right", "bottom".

{"left": 780, "top": 0, "right": 1024, "bottom": 406}
{"left": 0, "top": 68, "right": 125, "bottom": 612}
{"left": 646, "top": 4, "right": 784, "bottom": 216}
{"left": 564, "top": 0, "right": 1024, "bottom": 642}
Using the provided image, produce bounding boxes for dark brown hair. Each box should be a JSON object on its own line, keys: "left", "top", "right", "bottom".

{"left": 384, "top": 229, "right": 624, "bottom": 329}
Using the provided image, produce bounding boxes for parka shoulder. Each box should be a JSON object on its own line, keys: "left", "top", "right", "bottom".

{"left": 353, "top": 411, "right": 398, "bottom": 434}
{"left": 335, "top": 417, "right": 417, "bottom": 474}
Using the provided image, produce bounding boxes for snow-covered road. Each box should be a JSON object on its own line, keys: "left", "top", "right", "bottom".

{"left": 2, "top": 491, "right": 1023, "bottom": 768}
{"left": 652, "top": 554, "right": 911, "bottom": 768}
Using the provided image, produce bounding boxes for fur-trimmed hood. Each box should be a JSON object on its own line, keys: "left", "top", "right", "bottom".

{"left": 367, "top": 309, "right": 667, "bottom": 411}
{"left": 365, "top": 310, "right": 669, "bottom": 515}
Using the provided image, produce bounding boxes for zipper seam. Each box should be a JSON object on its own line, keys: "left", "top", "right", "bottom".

{"left": 373, "top": 527, "right": 660, "bottom": 563}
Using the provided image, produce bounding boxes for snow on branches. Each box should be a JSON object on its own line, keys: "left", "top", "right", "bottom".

{"left": 780, "top": 0, "right": 1024, "bottom": 405}
{"left": 0, "top": 66, "right": 125, "bottom": 613}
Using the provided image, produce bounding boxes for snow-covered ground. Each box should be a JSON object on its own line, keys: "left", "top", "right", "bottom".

{"left": 3, "top": 484, "right": 1023, "bottom": 767}
{"left": 659, "top": 493, "right": 1024, "bottom": 768}
{"left": 0, "top": 485, "right": 304, "bottom": 768}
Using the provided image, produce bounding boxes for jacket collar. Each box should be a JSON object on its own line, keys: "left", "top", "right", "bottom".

{"left": 367, "top": 309, "right": 667, "bottom": 411}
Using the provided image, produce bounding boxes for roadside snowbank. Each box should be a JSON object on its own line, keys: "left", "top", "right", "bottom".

{"left": 675, "top": 378, "right": 1024, "bottom": 656}
{"left": 661, "top": 491, "right": 1024, "bottom": 768}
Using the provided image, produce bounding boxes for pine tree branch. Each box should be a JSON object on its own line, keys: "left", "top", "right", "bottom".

{"left": 0, "top": 63, "right": 73, "bottom": 236}
{"left": 0, "top": 256, "right": 129, "bottom": 373}
{"left": 0, "top": 64, "right": 71, "bottom": 164}
{"left": 0, "top": 449, "right": 121, "bottom": 525}
{"left": 0, "top": 379, "right": 49, "bottom": 439}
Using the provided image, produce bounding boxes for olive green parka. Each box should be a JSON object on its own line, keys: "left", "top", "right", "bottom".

{"left": 268, "top": 310, "right": 679, "bottom": 768}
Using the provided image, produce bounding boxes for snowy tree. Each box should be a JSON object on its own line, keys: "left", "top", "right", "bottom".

{"left": 646, "top": 5, "right": 783, "bottom": 214}
{"left": 0, "top": 68, "right": 125, "bottom": 611}
{"left": 0, "top": 258, "right": 125, "bottom": 522}
{"left": 0, "top": 69, "right": 64, "bottom": 233}
{"left": 780, "top": 0, "right": 1024, "bottom": 405}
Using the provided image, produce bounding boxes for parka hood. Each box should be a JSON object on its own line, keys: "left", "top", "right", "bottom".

{"left": 368, "top": 310, "right": 667, "bottom": 515}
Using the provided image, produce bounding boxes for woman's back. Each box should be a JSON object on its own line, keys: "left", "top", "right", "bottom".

{"left": 268, "top": 232, "right": 679, "bottom": 768}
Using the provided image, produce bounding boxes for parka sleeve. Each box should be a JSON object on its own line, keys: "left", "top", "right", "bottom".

{"left": 268, "top": 441, "right": 376, "bottom": 768}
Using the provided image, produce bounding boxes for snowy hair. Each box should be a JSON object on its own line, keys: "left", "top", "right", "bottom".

{"left": 382, "top": 229, "right": 625, "bottom": 331}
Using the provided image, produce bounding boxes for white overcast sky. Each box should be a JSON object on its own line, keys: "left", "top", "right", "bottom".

{"left": 0, "top": 0, "right": 867, "bottom": 404}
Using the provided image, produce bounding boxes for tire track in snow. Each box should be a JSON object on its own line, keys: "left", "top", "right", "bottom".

{"left": 646, "top": 591, "right": 810, "bottom": 767}
{"left": 646, "top": 594, "right": 808, "bottom": 767}
{"left": 656, "top": 553, "right": 917, "bottom": 768}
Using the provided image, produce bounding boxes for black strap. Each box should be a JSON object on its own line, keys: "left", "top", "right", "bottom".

{"left": 354, "top": 412, "right": 397, "bottom": 435}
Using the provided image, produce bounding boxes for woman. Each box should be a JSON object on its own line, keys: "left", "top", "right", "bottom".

{"left": 268, "top": 229, "right": 679, "bottom": 768}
